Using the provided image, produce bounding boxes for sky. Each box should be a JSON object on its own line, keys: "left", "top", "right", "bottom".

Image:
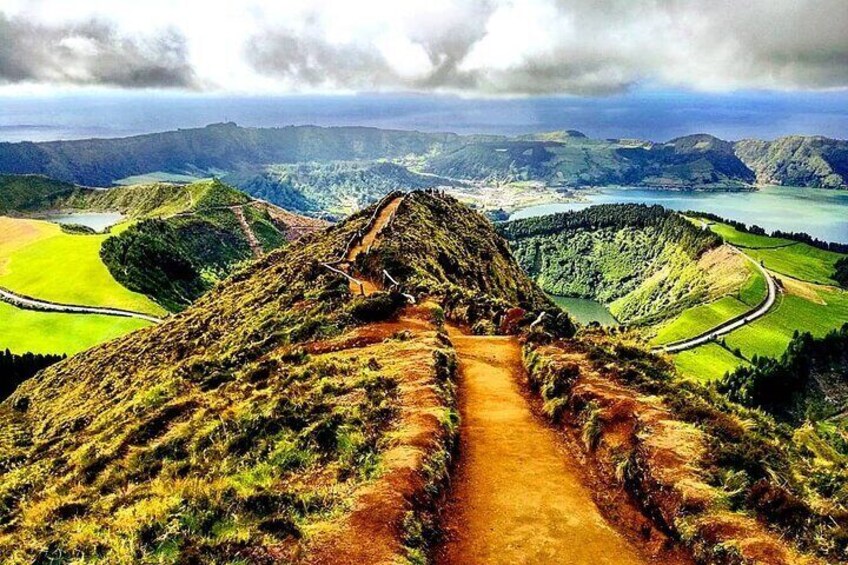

{"left": 1, "top": 0, "right": 847, "bottom": 139}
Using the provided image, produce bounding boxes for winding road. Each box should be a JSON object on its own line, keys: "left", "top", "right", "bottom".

{"left": 654, "top": 247, "right": 777, "bottom": 354}
{"left": 0, "top": 286, "right": 163, "bottom": 323}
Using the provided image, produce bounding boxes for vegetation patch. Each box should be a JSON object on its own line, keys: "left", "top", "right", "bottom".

{"left": 501, "top": 204, "right": 739, "bottom": 326}
{"left": 525, "top": 335, "right": 839, "bottom": 563}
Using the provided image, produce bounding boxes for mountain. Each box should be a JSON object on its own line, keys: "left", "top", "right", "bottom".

{"left": 0, "top": 174, "right": 87, "bottom": 214}
{"left": 0, "top": 192, "right": 554, "bottom": 563}
{"left": 734, "top": 135, "right": 848, "bottom": 188}
{"left": 0, "top": 123, "right": 459, "bottom": 187}
{"left": 0, "top": 190, "right": 843, "bottom": 563}
{"left": 1, "top": 125, "right": 845, "bottom": 212}
{"left": 0, "top": 176, "right": 327, "bottom": 312}
{"left": 222, "top": 161, "right": 464, "bottom": 218}
{"left": 90, "top": 180, "right": 326, "bottom": 312}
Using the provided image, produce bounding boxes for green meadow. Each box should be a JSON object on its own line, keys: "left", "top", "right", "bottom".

{"left": 725, "top": 287, "right": 848, "bottom": 360}
{"left": 0, "top": 301, "right": 151, "bottom": 355}
{"left": 704, "top": 221, "right": 793, "bottom": 248}
{"left": 652, "top": 260, "right": 766, "bottom": 345}
{"left": 673, "top": 342, "right": 749, "bottom": 382}
{"left": 0, "top": 217, "right": 164, "bottom": 315}
{"left": 744, "top": 244, "right": 842, "bottom": 286}
{"left": 653, "top": 295, "right": 749, "bottom": 345}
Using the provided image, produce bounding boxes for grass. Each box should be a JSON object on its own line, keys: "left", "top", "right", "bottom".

{"left": 704, "top": 221, "right": 793, "bottom": 249}
{"left": 0, "top": 301, "right": 151, "bottom": 355}
{"left": 0, "top": 216, "right": 165, "bottom": 315}
{"left": 652, "top": 295, "right": 750, "bottom": 345}
{"left": 701, "top": 219, "right": 845, "bottom": 286}
{"left": 745, "top": 244, "right": 843, "bottom": 286}
{"left": 672, "top": 342, "right": 747, "bottom": 382}
{"left": 724, "top": 288, "right": 848, "bottom": 360}
{"left": 652, "top": 260, "right": 765, "bottom": 346}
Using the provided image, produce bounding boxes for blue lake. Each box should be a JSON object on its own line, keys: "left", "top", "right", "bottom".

{"left": 511, "top": 186, "right": 848, "bottom": 244}
{"left": 48, "top": 212, "right": 124, "bottom": 232}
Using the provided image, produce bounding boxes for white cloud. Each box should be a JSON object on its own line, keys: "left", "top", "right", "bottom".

{"left": 1, "top": 0, "right": 847, "bottom": 94}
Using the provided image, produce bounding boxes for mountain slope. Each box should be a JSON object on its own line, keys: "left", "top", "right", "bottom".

{"left": 2, "top": 126, "right": 844, "bottom": 202}
{"left": 735, "top": 136, "right": 848, "bottom": 188}
{"left": 0, "top": 174, "right": 91, "bottom": 214}
{"left": 0, "top": 192, "right": 551, "bottom": 563}
{"left": 0, "top": 123, "right": 459, "bottom": 187}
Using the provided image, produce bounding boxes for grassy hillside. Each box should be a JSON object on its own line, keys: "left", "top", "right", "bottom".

{"left": 0, "top": 175, "right": 91, "bottom": 214}
{"left": 0, "top": 191, "right": 548, "bottom": 563}
{"left": 500, "top": 204, "right": 746, "bottom": 325}
{"left": 358, "top": 192, "right": 563, "bottom": 334}
{"left": 526, "top": 333, "right": 848, "bottom": 563}
{"left": 735, "top": 136, "right": 848, "bottom": 188}
{"left": 670, "top": 219, "right": 848, "bottom": 381}
{"left": 0, "top": 177, "right": 323, "bottom": 358}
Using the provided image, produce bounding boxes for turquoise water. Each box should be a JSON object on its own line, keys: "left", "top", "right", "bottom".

{"left": 48, "top": 212, "right": 124, "bottom": 232}
{"left": 549, "top": 295, "right": 617, "bottom": 326}
{"left": 511, "top": 186, "right": 848, "bottom": 244}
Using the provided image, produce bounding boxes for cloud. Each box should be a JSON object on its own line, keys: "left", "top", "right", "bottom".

{"left": 243, "top": 0, "right": 848, "bottom": 95}
{"left": 0, "top": 12, "right": 197, "bottom": 88}
{"left": 1, "top": 0, "right": 847, "bottom": 95}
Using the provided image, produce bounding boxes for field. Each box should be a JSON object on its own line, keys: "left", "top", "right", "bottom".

{"left": 652, "top": 295, "right": 750, "bottom": 345}
{"left": 704, "top": 221, "right": 793, "bottom": 248}
{"left": 673, "top": 342, "right": 749, "bottom": 382}
{"left": 0, "top": 217, "right": 165, "bottom": 315}
{"left": 745, "top": 244, "right": 842, "bottom": 285}
{"left": 702, "top": 219, "right": 843, "bottom": 285}
{"left": 725, "top": 286, "right": 848, "bottom": 359}
{"left": 666, "top": 219, "right": 848, "bottom": 382}
{"left": 0, "top": 301, "right": 151, "bottom": 355}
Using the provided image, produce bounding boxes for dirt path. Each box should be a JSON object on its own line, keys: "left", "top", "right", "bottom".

{"left": 437, "top": 331, "right": 650, "bottom": 565}
{"left": 342, "top": 196, "right": 403, "bottom": 295}
{"left": 347, "top": 197, "right": 403, "bottom": 266}
{"left": 231, "top": 205, "right": 263, "bottom": 258}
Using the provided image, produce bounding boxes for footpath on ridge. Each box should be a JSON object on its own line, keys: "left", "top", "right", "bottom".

{"left": 340, "top": 194, "right": 662, "bottom": 564}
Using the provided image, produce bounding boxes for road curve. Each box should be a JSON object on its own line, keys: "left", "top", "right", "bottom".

{"left": 654, "top": 247, "right": 777, "bottom": 354}
{"left": 0, "top": 286, "right": 163, "bottom": 323}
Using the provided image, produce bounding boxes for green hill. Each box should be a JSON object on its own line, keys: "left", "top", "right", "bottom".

{"left": 500, "top": 204, "right": 747, "bottom": 324}
{"left": 0, "top": 174, "right": 92, "bottom": 214}
{"left": 90, "top": 180, "right": 309, "bottom": 312}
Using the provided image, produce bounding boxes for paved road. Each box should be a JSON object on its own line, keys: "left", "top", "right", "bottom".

{"left": 0, "top": 286, "right": 163, "bottom": 323}
{"left": 654, "top": 247, "right": 777, "bottom": 354}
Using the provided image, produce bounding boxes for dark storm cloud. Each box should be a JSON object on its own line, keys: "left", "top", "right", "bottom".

{"left": 0, "top": 12, "right": 197, "bottom": 88}
{"left": 244, "top": 0, "right": 848, "bottom": 95}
